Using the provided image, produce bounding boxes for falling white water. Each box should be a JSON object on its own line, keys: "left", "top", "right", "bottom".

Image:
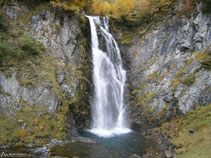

{"left": 86, "top": 16, "right": 131, "bottom": 137}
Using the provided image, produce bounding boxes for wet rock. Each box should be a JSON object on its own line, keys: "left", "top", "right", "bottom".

{"left": 32, "top": 145, "right": 50, "bottom": 157}
{"left": 25, "top": 143, "right": 34, "bottom": 148}
{"left": 165, "top": 150, "right": 174, "bottom": 158}
{"left": 130, "top": 154, "right": 141, "bottom": 158}
{"left": 72, "top": 136, "right": 97, "bottom": 144}
{"left": 66, "top": 114, "right": 79, "bottom": 137}
{"left": 50, "top": 139, "right": 66, "bottom": 146}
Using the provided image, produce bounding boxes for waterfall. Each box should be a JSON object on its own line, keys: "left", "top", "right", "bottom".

{"left": 86, "top": 16, "right": 131, "bottom": 137}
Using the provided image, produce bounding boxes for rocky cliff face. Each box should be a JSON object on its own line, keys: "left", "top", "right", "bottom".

{"left": 120, "top": 9, "right": 211, "bottom": 128}
{"left": 0, "top": 2, "right": 92, "bottom": 145}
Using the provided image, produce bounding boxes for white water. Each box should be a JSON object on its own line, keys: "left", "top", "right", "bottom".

{"left": 87, "top": 16, "right": 131, "bottom": 137}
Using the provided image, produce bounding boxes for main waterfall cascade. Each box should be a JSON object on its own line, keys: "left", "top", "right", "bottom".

{"left": 87, "top": 16, "right": 131, "bottom": 137}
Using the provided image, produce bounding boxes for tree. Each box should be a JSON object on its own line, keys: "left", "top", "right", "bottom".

{"left": 111, "top": 0, "right": 136, "bottom": 21}
{"left": 102, "top": 1, "right": 111, "bottom": 15}
{"left": 50, "top": 0, "right": 91, "bottom": 11}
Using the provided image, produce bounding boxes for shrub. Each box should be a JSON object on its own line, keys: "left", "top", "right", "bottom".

{"left": 50, "top": 0, "right": 91, "bottom": 11}
{"left": 0, "top": 13, "right": 8, "bottom": 40}
{"left": 0, "top": 14, "right": 8, "bottom": 32}
{"left": 0, "top": 33, "right": 45, "bottom": 65}
{"left": 0, "top": 41, "right": 24, "bottom": 64}
{"left": 197, "top": 0, "right": 211, "bottom": 14}
{"left": 19, "top": 33, "right": 45, "bottom": 56}
{"left": 0, "top": 41, "right": 8, "bottom": 64}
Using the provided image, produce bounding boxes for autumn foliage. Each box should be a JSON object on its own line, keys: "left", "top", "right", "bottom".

{"left": 50, "top": 0, "right": 207, "bottom": 22}
{"left": 50, "top": 0, "right": 92, "bottom": 11}
{"left": 89, "top": 0, "right": 176, "bottom": 21}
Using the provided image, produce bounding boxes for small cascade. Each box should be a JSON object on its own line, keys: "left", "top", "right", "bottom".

{"left": 86, "top": 16, "right": 131, "bottom": 137}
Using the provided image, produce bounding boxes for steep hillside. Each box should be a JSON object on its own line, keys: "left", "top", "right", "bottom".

{"left": 112, "top": 0, "right": 211, "bottom": 128}
{"left": 112, "top": 1, "right": 211, "bottom": 157}
{"left": 0, "top": 1, "right": 92, "bottom": 146}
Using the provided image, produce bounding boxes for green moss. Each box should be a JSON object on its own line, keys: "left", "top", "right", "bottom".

{"left": 176, "top": 58, "right": 194, "bottom": 79}
{"left": 145, "top": 91, "right": 156, "bottom": 104}
{"left": 198, "top": 47, "right": 211, "bottom": 71}
{"left": 118, "top": 32, "right": 137, "bottom": 45}
{"left": 196, "top": 52, "right": 208, "bottom": 61}
{"left": 181, "top": 73, "right": 196, "bottom": 86}
{"left": 170, "top": 58, "right": 195, "bottom": 91}
{"left": 171, "top": 79, "right": 180, "bottom": 91}
{"left": 0, "top": 102, "right": 69, "bottom": 146}
{"left": 200, "top": 58, "right": 211, "bottom": 70}
{"left": 41, "top": 57, "right": 61, "bottom": 93}
{"left": 155, "top": 104, "right": 170, "bottom": 122}
{"left": 146, "top": 71, "right": 159, "bottom": 81}
{"left": 20, "top": 79, "right": 34, "bottom": 86}
{"left": 160, "top": 104, "right": 211, "bottom": 158}
{"left": 111, "top": 19, "right": 154, "bottom": 45}
{"left": 56, "top": 24, "right": 61, "bottom": 33}
{"left": 134, "top": 89, "right": 155, "bottom": 108}
{"left": 136, "top": 93, "right": 144, "bottom": 107}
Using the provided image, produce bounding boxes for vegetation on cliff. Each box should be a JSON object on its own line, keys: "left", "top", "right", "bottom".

{"left": 0, "top": 11, "right": 44, "bottom": 66}
{"left": 0, "top": 10, "right": 67, "bottom": 145}
{"left": 0, "top": 1, "right": 92, "bottom": 146}
{"left": 50, "top": 0, "right": 211, "bottom": 22}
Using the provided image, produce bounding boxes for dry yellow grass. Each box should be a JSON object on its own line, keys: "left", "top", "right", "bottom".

{"left": 161, "top": 104, "right": 211, "bottom": 158}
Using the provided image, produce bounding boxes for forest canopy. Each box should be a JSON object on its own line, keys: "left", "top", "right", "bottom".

{"left": 50, "top": 0, "right": 176, "bottom": 20}
{"left": 49, "top": 0, "right": 209, "bottom": 21}
{"left": 1, "top": 0, "right": 210, "bottom": 22}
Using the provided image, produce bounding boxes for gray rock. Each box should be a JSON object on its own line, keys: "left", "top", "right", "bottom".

{"left": 3, "top": 2, "right": 28, "bottom": 20}
{"left": 199, "top": 93, "right": 211, "bottom": 105}
{"left": 121, "top": 8, "right": 211, "bottom": 124}
{"left": 27, "top": 10, "right": 81, "bottom": 63}
{"left": 0, "top": 72, "right": 61, "bottom": 113}
{"left": 165, "top": 150, "right": 174, "bottom": 158}
{"left": 199, "top": 87, "right": 211, "bottom": 105}
{"left": 130, "top": 154, "right": 141, "bottom": 158}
